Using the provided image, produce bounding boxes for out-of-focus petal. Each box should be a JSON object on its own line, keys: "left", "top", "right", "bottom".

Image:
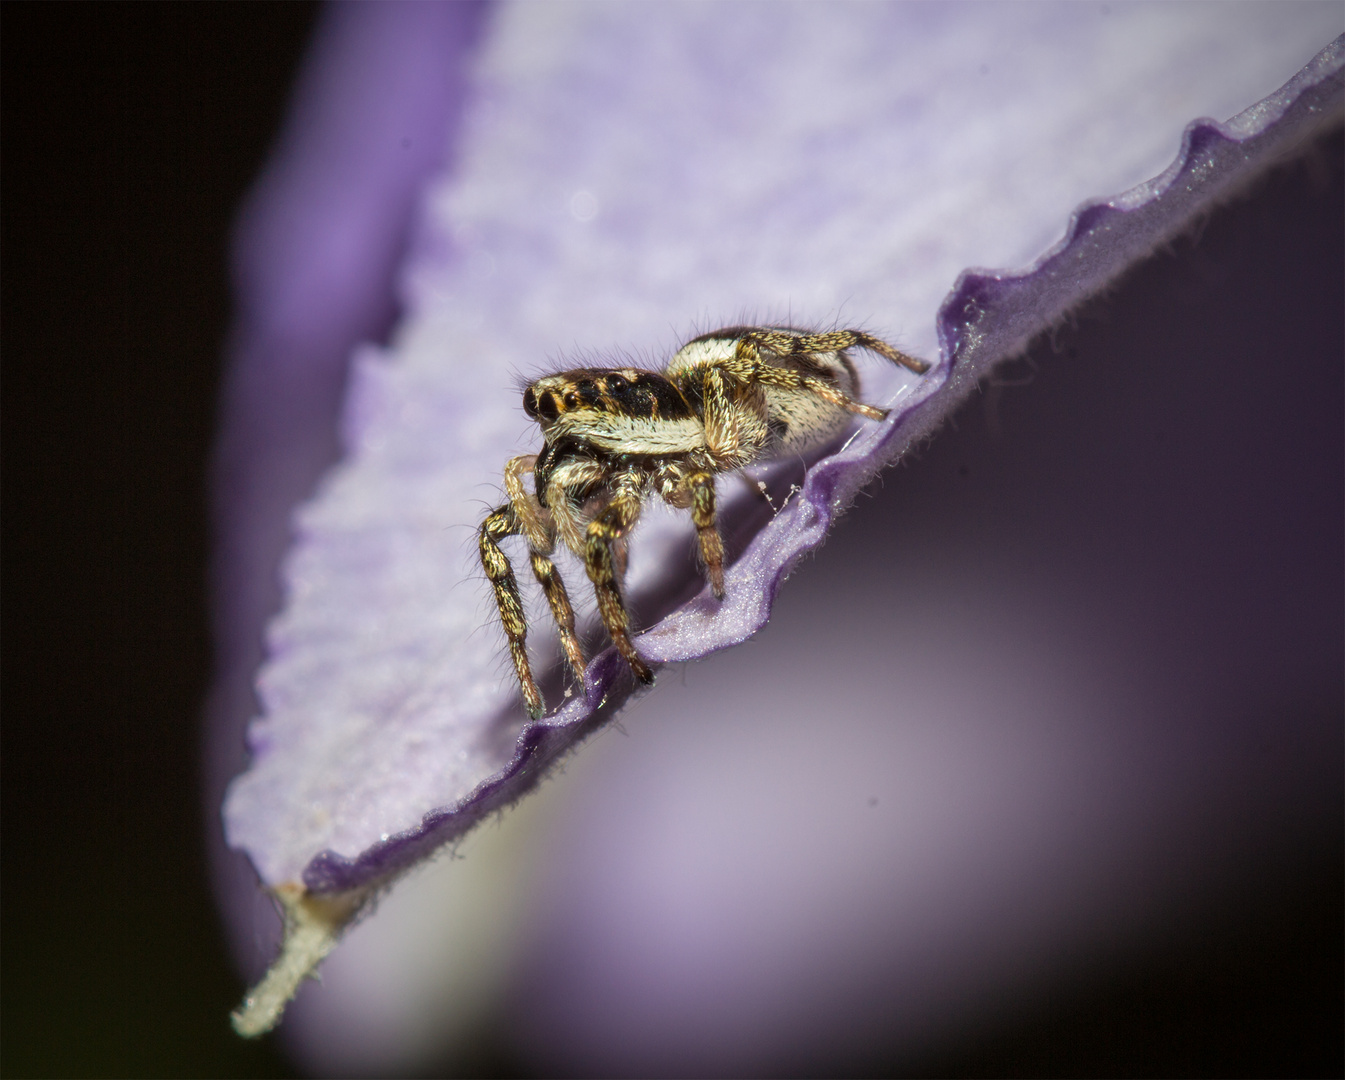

{"left": 207, "top": 0, "right": 487, "bottom": 997}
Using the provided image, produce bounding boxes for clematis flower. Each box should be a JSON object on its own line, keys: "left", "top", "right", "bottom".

{"left": 211, "top": 3, "right": 1343, "bottom": 1073}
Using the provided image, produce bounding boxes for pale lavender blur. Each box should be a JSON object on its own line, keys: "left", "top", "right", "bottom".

{"left": 206, "top": 0, "right": 488, "bottom": 973}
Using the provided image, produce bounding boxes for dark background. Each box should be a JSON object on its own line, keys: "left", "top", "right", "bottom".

{"left": 5, "top": 6, "right": 314, "bottom": 1077}
{"left": 3, "top": 5, "right": 1340, "bottom": 1077}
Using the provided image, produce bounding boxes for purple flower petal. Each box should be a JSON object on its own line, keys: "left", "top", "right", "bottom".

{"left": 217, "top": 3, "right": 1343, "bottom": 1039}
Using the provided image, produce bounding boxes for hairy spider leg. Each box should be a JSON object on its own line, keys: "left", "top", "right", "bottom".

{"left": 698, "top": 365, "right": 770, "bottom": 470}
{"left": 584, "top": 482, "right": 655, "bottom": 685}
{"left": 542, "top": 457, "right": 606, "bottom": 558}
{"left": 745, "top": 328, "right": 931, "bottom": 376}
{"left": 502, "top": 454, "right": 587, "bottom": 686}
{"left": 731, "top": 335, "right": 890, "bottom": 421}
{"left": 503, "top": 454, "right": 550, "bottom": 550}
{"left": 528, "top": 549, "right": 587, "bottom": 685}
{"left": 685, "top": 471, "right": 726, "bottom": 598}
{"left": 479, "top": 504, "right": 546, "bottom": 718}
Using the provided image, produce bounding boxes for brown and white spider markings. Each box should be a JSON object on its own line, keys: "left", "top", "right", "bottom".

{"left": 478, "top": 326, "right": 931, "bottom": 718}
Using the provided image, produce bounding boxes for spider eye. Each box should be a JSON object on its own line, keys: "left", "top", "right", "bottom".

{"left": 563, "top": 392, "right": 580, "bottom": 409}
{"left": 522, "top": 388, "right": 539, "bottom": 418}
{"left": 536, "top": 392, "right": 559, "bottom": 422}
{"left": 605, "top": 373, "right": 628, "bottom": 394}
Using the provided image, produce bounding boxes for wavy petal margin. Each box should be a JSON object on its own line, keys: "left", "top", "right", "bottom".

{"left": 220, "top": 6, "right": 1343, "bottom": 1037}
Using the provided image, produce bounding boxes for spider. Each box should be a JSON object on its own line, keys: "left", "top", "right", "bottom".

{"left": 478, "top": 326, "right": 931, "bottom": 718}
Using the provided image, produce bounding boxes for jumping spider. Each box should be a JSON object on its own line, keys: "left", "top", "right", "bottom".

{"left": 479, "top": 326, "right": 931, "bottom": 718}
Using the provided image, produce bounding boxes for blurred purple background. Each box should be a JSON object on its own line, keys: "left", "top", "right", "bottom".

{"left": 5, "top": 4, "right": 1341, "bottom": 1077}
{"left": 497, "top": 136, "right": 1343, "bottom": 1074}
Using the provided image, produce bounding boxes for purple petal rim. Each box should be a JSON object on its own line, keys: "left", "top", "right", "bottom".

{"left": 299, "top": 39, "right": 1344, "bottom": 896}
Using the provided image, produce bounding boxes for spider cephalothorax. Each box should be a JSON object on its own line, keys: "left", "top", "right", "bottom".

{"left": 478, "top": 327, "right": 930, "bottom": 718}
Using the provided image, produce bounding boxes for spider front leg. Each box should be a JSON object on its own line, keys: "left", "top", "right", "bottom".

{"left": 584, "top": 486, "right": 655, "bottom": 685}
{"left": 479, "top": 504, "right": 546, "bottom": 718}
{"left": 528, "top": 548, "right": 587, "bottom": 687}
{"left": 503, "top": 454, "right": 550, "bottom": 550}
{"left": 505, "top": 455, "right": 587, "bottom": 686}
{"left": 480, "top": 508, "right": 587, "bottom": 721}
